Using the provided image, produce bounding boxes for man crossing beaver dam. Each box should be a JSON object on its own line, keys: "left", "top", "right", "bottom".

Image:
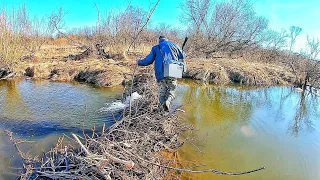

{"left": 137, "top": 36, "right": 186, "bottom": 111}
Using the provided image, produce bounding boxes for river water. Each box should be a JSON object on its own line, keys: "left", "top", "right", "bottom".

{"left": 0, "top": 79, "right": 319, "bottom": 179}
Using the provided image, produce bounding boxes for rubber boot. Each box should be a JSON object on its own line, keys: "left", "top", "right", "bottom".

{"left": 164, "top": 100, "right": 170, "bottom": 112}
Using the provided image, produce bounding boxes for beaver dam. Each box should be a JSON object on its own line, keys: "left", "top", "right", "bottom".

{"left": 3, "top": 73, "right": 266, "bottom": 179}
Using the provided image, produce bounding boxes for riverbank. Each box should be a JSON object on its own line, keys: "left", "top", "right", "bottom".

{"left": 0, "top": 45, "right": 297, "bottom": 87}
{"left": 185, "top": 58, "right": 296, "bottom": 86}
{"left": 0, "top": 45, "right": 134, "bottom": 87}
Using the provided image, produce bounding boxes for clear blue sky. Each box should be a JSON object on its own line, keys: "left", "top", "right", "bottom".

{"left": 0, "top": 0, "right": 184, "bottom": 28}
{"left": 254, "top": 0, "right": 320, "bottom": 50}
{"left": 1, "top": 0, "right": 319, "bottom": 50}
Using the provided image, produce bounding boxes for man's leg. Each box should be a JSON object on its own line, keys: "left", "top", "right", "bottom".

{"left": 157, "top": 80, "right": 167, "bottom": 105}
{"left": 164, "top": 77, "right": 177, "bottom": 111}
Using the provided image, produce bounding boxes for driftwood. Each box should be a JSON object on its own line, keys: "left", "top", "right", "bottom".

{"left": 6, "top": 72, "right": 265, "bottom": 179}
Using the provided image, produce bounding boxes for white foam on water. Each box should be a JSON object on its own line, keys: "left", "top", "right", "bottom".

{"left": 98, "top": 92, "right": 142, "bottom": 113}
{"left": 98, "top": 101, "right": 126, "bottom": 112}
{"left": 124, "top": 92, "right": 142, "bottom": 105}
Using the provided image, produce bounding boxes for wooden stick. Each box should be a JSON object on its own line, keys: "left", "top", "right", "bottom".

{"left": 129, "top": 63, "right": 138, "bottom": 117}
{"left": 127, "top": 0, "right": 161, "bottom": 53}
{"left": 71, "top": 133, "right": 90, "bottom": 156}
{"left": 88, "top": 155, "right": 135, "bottom": 170}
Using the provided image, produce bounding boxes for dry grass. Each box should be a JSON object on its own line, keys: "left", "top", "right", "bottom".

{"left": 185, "top": 58, "right": 296, "bottom": 86}
{"left": 1, "top": 41, "right": 298, "bottom": 87}
{"left": 13, "top": 59, "right": 131, "bottom": 87}
{"left": 4, "top": 44, "right": 137, "bottom": 87}
{"left": 0, "top": 40, "right": 155, "bottom": 87}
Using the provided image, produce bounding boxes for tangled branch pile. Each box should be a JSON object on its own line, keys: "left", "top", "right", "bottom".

{"left": 9, "top": 73, "right": 189, "bottom": 179}
{"left": 8, "top": 72, "right": 265, "bottom": 179}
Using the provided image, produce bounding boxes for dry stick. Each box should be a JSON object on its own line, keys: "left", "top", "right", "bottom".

{"left": 126, "top": 0, "right": 161, "bottom": 53}
{"left": 71, "top": 133, "right": 90, "bottom": 156}
{"left": 84, "top": 154, "right": 135, "bottom": 170}
{"left": 122, "top": 146, "right": 266, "bottom": 176}
{"left": 5, "top": 131, "right": 28, "bottom": 160}
{"left": 72, "top": 133, "right": 135, "bottom": 169}
{"left": 128, "top": 63, "right": 138, "bottom": 117}
{"left": 102, "top": 123, "right": 106, "bottom": 135}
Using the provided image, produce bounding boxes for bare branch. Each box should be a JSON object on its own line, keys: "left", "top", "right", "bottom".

{"left": 127, "top": 0, "right": 161, "bottom": 53}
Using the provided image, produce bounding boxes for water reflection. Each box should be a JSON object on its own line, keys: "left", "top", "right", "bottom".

{"left": 176, "top": 82, "right": 320, "bottom": 180}
{"left": 0, "top": 80, "right": 122, "bottom": 127}
{"left": 0, "top": 80, "right": 32, "bottom": 120}
{"left": 180, "top": 84, "right": 320, "bottom": 137}
{"left": 289, "top": 92, "right": 319, "bottom": 137}
{"left": 180, "top": 84, "right": 253, "bottom": 136}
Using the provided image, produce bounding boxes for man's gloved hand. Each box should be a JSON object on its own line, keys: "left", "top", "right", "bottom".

{"left": 136, "top": 56, "right": 143, "bottom": 65}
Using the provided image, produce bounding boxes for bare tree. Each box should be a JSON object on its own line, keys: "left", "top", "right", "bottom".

{"left": 99, "top": 5, "right": 148, "bottom": 49}
{"left": 303, "top": 36, "right": 320, "bottom": 90}
{"left": 49, "top": 7, "right": 88, "bottom": 48}
{"left": 259, "top": 29, "right": 288, "bottom": 50}
{"left": 93, "top": 2, "right": 101, "bottom": 35}
{"left": 289, "top": 26, "right": 302, "bottom": 52}
{"left": 181, "top": 0, "right": 211, "bottom": 32}
{"left": 0, "top": 4, "right": 51, "bottom": 66}
{"left": 181, "top": 0, "right": 268, "bottom": 58}
{"left": 284, "top": 26, "right": 303, "bottom": 83}
{"left": 154, "top": 23, "right": 179, "bottom": 42}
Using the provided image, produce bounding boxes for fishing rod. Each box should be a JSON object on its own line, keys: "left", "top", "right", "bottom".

{"left": 182, "top": 37, "right": 188, "bottom": 51}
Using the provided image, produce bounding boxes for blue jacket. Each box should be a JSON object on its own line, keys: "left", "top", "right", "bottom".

{"left": 138, "top": 40, "right": 185, "bottom": 82}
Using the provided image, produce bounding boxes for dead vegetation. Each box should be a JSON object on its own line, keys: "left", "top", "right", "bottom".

{"left": 16, "top": 58, "right": 131, "bottom": 87}
{"left": 185, "top": 58, "right": 296, "bottom": 86}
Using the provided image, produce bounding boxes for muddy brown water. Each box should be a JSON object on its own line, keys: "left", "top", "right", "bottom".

{"left": 0, "top": 79, "right": 319, "bottom": 179}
